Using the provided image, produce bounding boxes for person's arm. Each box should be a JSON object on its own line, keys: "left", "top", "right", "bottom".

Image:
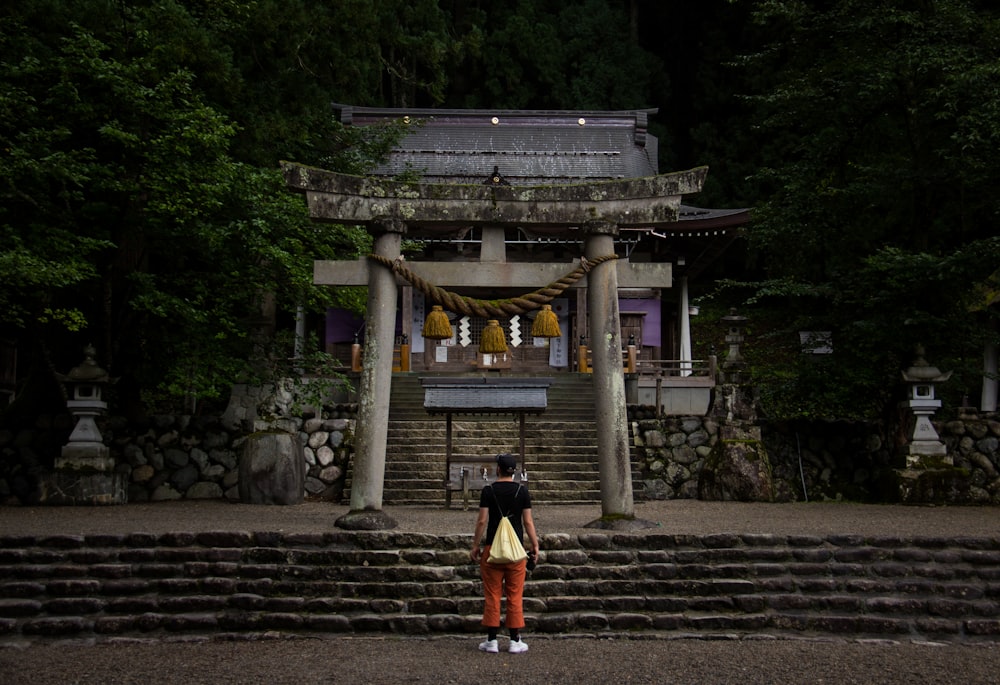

{"left": 522, "top": 508, "right": 540, "bottom": 557}
{"left": 470, "top": 507, "right": 489, "bottom": 562}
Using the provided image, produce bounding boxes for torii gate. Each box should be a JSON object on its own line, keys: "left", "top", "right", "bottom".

{"left": 282, "top": 162, "right": 707, "bottom": 529}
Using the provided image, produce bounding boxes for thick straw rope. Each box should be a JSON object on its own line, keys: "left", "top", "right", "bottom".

{"left": 367, "top": 253, "right": 619, "bottom": 319}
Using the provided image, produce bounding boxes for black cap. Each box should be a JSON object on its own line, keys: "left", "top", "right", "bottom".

{"left": 496, "top": 453, "right": 517, "bottom": 473}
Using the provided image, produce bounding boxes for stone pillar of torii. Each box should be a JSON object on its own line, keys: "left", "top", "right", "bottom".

{"left": 283, "top": 163, "right": 706, "bottom": 530}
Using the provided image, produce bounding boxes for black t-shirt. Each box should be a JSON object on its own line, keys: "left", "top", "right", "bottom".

{"left": 480, "top": 481, "right": 532, "bottom": 545}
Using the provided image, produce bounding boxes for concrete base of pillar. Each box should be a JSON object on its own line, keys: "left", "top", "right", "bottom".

{"left": 40, "top": 442, "right": 126, "bottom": 505}
{"left": 907, "top": 443, "right": 949, "bottom": 466}
{"left": 55, "top": 454, "right": 116, "bottom": 471}
{"left": 335, "top": 510, "right": 399, "bottom": 530}
{"left": 906, "top": 451, "right": 952, "bottom": 469}
{"left": 890, "top": 467, "right": 972, "bottom": 505}
{"left": 584, "top": 516, "right": 660, "bottom": 531}
{"left": 39, "top": 470, "right": 127, "bottom": 505}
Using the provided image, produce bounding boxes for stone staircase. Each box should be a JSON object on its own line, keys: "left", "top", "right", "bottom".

{"left": 2, "top": 529, "right": 999, "bottom": 644}
{"left": 347, "top": 373, "right": 643, "bottom": 506}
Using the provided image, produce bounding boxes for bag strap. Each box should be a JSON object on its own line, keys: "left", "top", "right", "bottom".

{"left": 489, "top": 483, "right": 522, "bottom": 519}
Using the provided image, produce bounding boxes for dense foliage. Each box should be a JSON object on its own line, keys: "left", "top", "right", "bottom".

{"left": 731, "top": 0, "right": 1000, "bottom": 419}
{"left": 1, "top": 0, "right": 998, "bottom": 420}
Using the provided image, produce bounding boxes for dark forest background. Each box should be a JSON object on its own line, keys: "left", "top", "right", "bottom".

{"left": 2, "top": 0, "right": 998, "bottom": 422}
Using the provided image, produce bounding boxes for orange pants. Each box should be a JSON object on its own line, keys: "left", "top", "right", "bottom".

{"left": 479, "top": 545, "right": 527, "bottom": 629}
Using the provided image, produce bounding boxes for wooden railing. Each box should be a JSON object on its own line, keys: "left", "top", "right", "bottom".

{"left": 578, "top": 345, "right": 639, "bottom": 373}
{"left": 349, "top": 342, "right": 410, "bottom": 372}
{"left": 634, "top": 356, "right": 718, "bottom": 380}
{"left": 577, "top": 346, "right": 716, "bottom": 380}
{"left": 339, "top": 341, "right": 712, "bottom": 381}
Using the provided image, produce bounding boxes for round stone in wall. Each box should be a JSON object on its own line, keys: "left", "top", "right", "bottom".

{"left": 170, "top": 464, "right": 199, "bottom": 492}
{"left": 187, "top": 481, "right": 223, "bottom": 499}
{"left": 151, "top": 484, "right": 182, "bottom": 501}
{"left": 316, "top": 445, "right": 335, "bottom": 466}
{"left": 131, "top": 464, "right": 155, "bottom": 483}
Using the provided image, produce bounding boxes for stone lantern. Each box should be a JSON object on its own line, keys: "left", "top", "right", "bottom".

{"left": 41, "top": 345, "right": 126, "bottom": 504}
{"left": 60, "top": 345, "right": 112, "bottom": 460}
{"left": 720, "top": 307, "right": 748, "bottom": 383}
{"left": 901, "top": 345, "right": 952, "bottom": 467}
{"left": 699, "top": 307, "right": 774, "bottom": 502}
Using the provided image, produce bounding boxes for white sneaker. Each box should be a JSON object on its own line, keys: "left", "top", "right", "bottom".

{"left": 508, "top": 638, "right": 529, "bottom": 654}
{"left": 478, "top": 639, "right": 499, "bottom": 653}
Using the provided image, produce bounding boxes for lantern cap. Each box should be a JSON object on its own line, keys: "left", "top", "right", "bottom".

{"left": 901, "top": 346, "right": 952, "bottom": 383}
{"left": 62, "top": 345, "right": 111, "bottom": 383}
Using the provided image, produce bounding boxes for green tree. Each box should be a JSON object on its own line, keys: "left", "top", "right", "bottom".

{"left": 731, "top": 0, "right": 1000, "bottom": 419}
{"left": 0, "top": 1, "right": 417, "bottom": 415}
{"left": 444, "top": 0, "right": 663, "bottom": 110}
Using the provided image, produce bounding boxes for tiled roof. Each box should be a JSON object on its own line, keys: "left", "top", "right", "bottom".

{"left": 335, "top": 104, "right": 658, "bottom": 184}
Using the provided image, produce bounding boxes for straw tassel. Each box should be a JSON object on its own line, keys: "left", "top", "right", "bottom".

{"left": 422, "top": 305, "right": 453, "bottom": 339}
{"left": 479, "top": 319, "right": 508, "bottom": 353}
{"left": 531, "top": 304, "right": 561, "bottom": 338}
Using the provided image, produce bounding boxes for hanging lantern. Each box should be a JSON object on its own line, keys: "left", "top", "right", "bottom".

{"left": 479, "top": 319, "right": 508, "bottom": 353}
{"left": 531, "top": 304, "right": 561, "bottom": 338}
{"left": 422, "top": 305, "right": 453, "bottom": 339}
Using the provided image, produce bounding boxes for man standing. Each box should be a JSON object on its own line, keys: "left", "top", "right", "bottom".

{"left": 470, "top": 453, "right": 540, "bottom": 653}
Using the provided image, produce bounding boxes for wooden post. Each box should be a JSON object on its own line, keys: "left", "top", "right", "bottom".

{"left": 518, "top": 413, "right": 527, "bottom": 467}
{"left": 445, "top": 412, "right": 453, "bottom": 509}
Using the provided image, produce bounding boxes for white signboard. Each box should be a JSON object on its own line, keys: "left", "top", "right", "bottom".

{"left": 411, "top": 292, "right": 425, "bottom": 353}
{"left": 547, "top": 298, "right": 569, "bottom": 367}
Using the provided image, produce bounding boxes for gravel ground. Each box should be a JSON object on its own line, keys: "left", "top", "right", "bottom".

{"left": 2, "top": 635, "right": 999, "bottom": 684}
{"left": 2, "top": 499, "right": 999, "bottom": 538}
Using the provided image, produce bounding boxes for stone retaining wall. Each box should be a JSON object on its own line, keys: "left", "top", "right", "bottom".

{"left": 0, "top": 407, "right": 357, "bottom": 507}
{"left": 631, "top": 410, "right": 1000, "bottom": 504}
{"left": 2, "top": 386, "right": 997, "bottom": 506}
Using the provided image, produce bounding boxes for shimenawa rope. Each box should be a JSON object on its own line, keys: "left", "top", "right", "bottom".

{"left": 367, "top": 253, "right": 619, "bottom": 320}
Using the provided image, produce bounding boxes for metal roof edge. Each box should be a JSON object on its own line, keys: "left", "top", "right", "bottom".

{"left": 331, "top": 102, "right": 659, "bottom": 118}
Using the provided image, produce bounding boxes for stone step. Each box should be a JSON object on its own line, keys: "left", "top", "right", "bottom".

{"left": 382, "top": 492, "right": 605, "bottom": 506}
{"left": 384, "top": 463, "right": 601, "bottom": 476}
{"left": 385, "top": 451, "right": 602, "bottom": 463}
{"left": 2, "top": 532, "right": 998, "bottom": 644}
{"left": 385, "top": 446, "right": 602, "bottom": 458}
{"left": 381, "top": 479, "right": 605, "bottom": 494}
{"left": 377, "top": 374, "right": 619, "bottom": 506}
{"left": 386, "top": 421, "right": 601, "bottom": 432}
{"left": 384, "top": 436, "right": 598, "bottom": 444}
{"left": 384, "top": 425, "right": 600, "bottom": 448}
{"left": 369, "top": 416, "right": 635, "bottom": 506}
{"left": 384, "top": 438, "right": 603, "bottom": 451}
{"left": 387, "top": 447, "right": 601, "bottom": 457}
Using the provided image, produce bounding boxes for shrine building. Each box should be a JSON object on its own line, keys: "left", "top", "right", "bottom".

{"left": 317, "top": 105, "right": 749, "bottom": 377}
